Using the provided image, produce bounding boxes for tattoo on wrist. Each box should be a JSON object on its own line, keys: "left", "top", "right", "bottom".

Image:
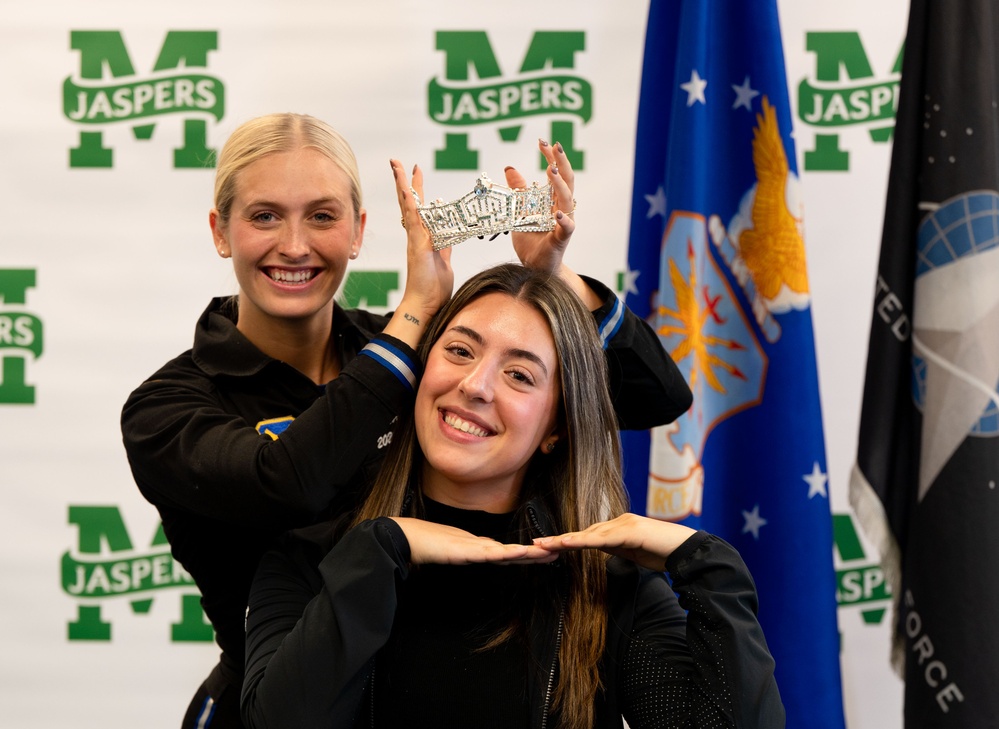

{"left": 404, "top": 312, "right": 420, "bottom": 325}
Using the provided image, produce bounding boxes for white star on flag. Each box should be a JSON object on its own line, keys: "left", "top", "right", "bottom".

{"left": 731, "top": 76, "right": 759, "bottom": 110}
{"left": 803, "top": 462, "right": 829, "bottom": 499}
{"left": 645, "top": 186, "right": 667, "bottom": 218}
{"left": 680, "top": 69, "right": 707, "bottom": 106}
{"left": 741, "top": 504, "right": 768, "bottom": 539}
{"left": 620, "top": 267, "right": 640, "bottom": 297}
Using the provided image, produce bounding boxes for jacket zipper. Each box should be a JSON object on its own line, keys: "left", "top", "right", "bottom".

{"left": 526, "top": 503, "right": 547, "bottom": 538}
{"left": 368, "top": 666, "right": 376, "bottom": 728}
{"left": 541, "top": 605, "right": 564, "bottom": 729}
{"left": 528, "top": 501, "right": 563, "bottom": 729}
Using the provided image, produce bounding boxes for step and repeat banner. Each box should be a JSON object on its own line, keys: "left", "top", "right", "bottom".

{"left": 1, "top": 2, "right": 906, "bottom": 727}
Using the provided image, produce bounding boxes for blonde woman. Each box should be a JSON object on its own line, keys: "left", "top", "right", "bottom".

{"left": 121, "top": 114, "right": 692, "bottom": 729}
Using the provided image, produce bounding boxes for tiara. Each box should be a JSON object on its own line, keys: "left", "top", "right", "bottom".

{"left": 414, "top": 173, "right": 555, "bottom": 251}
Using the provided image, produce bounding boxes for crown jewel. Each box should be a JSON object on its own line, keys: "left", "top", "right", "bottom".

{"left": 414, "top": 173, "right": 555, "bottom": 251}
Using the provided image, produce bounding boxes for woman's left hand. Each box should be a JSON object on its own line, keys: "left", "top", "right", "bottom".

{"left": 504, "top": 141, "right": 599, "bottom": 309}
{"left": 534, "top": 513, "right": 697, "bottom": 572}
{"left": 504, "top": 139, "right": 575, "bottom": 273}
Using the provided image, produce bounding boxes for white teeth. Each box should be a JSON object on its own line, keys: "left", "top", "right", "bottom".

{"left": 443, "top": 411, "right": 490, "bottom": 437}
{"left": 270, "top": 269, "right": 313, "bottom": 283}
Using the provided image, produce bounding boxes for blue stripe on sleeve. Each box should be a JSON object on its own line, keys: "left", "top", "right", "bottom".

{"left": 597, "top": 296, "right": 624, "bottom": 350}
{"left": 360, "top": 339, "right": 417, "bottom": 390}
{"left": 194, "top": 696, "right": 215, "bottom": 729}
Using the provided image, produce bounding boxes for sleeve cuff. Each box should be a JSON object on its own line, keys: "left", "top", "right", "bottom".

{"left": 664, "top": 530, "right": 712, "bottom": 574}
{"left": 372, "top": 516, "right": 412, "bottom": 566}
{"left": 359, "top": 334, "right": 421, "bottom": 391}
{"left": 580, "top": 275, "right": 624, "bottom": 350}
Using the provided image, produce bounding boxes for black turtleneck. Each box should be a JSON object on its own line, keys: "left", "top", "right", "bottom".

{"left": 371, "top": 498, "right": 533, "bottom": 729}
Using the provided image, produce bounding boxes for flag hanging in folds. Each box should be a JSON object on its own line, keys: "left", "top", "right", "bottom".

{"left": 621, "top": 2, "right": 846, "bottom": 727}
{"left": 849, "top": 0, "right": 999, "bottom": 726}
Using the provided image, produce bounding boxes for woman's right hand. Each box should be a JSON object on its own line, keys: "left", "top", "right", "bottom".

{"left": 389, "top": 517, "right": 559, "bottom": 566}
{"left": 381, "top": 160, "right": 453, "bottom": 350}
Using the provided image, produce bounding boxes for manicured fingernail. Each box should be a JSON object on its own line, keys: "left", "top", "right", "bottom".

{"left": 551, "top": 164, "right": 559, "bottom": 176}
{"left": 556, "top": 210, "right": 564, "bottom": 220}
{"left": 539, "top": 138, "right": 550, "bottom": 147}
{"left": 556, "top": 142, "right": 564, "bottom": 154}
{"left": 413, "top": 164, "right": 418, "bottom": 175}
{"left": 504, "top": 165, "right": 514, "bottom": 172}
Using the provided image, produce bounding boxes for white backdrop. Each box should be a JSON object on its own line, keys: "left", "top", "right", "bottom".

{"left": 0, "top": 1, "right": 906, "bottom": 727}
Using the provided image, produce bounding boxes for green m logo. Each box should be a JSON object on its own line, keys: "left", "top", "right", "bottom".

{"left": 797, "top": 32, "right": 903, "bottom": 171}
{"left": 61, "top": 506, "right": 212, "bottom": 642}
{"left": 0, "top": 270, "right": 42, "bottom": 405}
{"left": 833, "top": 512, "right": 891, "bottom": 625}
{"left": 429, "top": 31, "right": 591, "bottom": 171}
{"left": 337, "top": 270, "right": 401, "bottom": 310}
{"left": 63, "top": 30, "right": 224, "bottom": 169}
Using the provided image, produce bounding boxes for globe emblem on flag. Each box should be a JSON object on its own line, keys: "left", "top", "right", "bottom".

{"left": 911, "top": 190, "right": 999, "bottom": 438}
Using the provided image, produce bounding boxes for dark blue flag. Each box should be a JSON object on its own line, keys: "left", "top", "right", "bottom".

{"left": 850, "top": 0, "right": 999, "bottom": 725}
{"left": 622, "top": 2, "right": 846, "bottom": 727}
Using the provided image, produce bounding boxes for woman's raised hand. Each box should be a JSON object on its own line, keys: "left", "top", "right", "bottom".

{"left": 504, "top": 139, "right": 575, "bottom": 273}
{"left": 504, "top": 141, "right": 599, "bottom": 309}
{"left": 390, "top": 517, "right": 559, "bottom": 566}
{"left": 382, "top": 160, "right": 454, "bottom": 349}
{"left": 534, "top": 513, "right": 698, "bottom": 572}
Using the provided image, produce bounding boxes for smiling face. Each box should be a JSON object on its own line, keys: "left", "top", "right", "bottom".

{"left": 415, "top": 292, "right": 561, "bottom": 513}
{"left": 210, "top": 146, "right": 365, "bottom": 335}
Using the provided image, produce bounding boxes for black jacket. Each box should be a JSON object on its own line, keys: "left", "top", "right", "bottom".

{"left": 241, "top": 508, "right": 784, "bottom": 728}
{"left": 120, "top": 280, "right": 692, "bottom": 695}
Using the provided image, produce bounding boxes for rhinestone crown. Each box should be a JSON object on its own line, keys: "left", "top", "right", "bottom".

{"left": 415, "top": 173, "right": 555, "bottom": 251}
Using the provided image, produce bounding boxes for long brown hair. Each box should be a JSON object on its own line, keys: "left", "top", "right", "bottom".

{"left": 354, "top": 263, "right": 628, "bottom": 729}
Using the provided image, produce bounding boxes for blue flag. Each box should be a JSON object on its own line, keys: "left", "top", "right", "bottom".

{"left": 622, "top": 2, "right": 846, "bottom": 727}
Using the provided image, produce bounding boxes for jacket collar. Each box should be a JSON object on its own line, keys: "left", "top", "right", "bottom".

{"left": 190, "top": 297, "right": 371, "bottom": 378}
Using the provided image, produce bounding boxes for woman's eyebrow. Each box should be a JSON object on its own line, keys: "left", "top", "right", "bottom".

{"left": 244, "top": 196, "right": 343, "bottom": 209}
{"left": 506, "top": 347, "right": 549, "bottom": 376}
{"left": 447, "top": 324, "right": 549, "bottom": 376}
{"left": 448, "top": 325, "right": 483, "bottom": 345}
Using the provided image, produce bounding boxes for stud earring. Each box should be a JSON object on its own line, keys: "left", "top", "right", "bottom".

{"left": 545, "top": 442, "right": 555, "bottom": 453}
